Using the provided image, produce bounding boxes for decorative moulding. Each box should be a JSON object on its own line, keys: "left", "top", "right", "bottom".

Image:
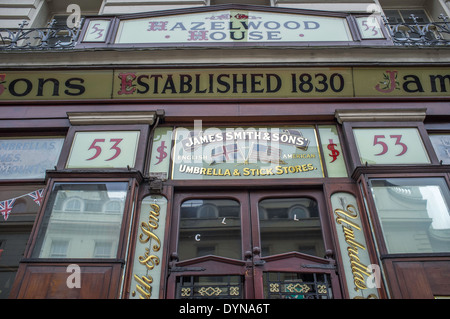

{"left": 335, "top": 108, "right": 427, "bottom": 124}
{"left": 67, "top": 111, "right": 157, "bottom": 125}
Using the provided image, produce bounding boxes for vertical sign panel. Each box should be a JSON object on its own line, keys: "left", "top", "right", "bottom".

{"left": 331, "top": 192, "right": 380, "bottom": 299}
{"left": 318, "top": 125, "right": 347, "bottom": 177}
{"left": 149, "top": 127, "right": 173, "bottom": 180}
{"left": 129, "top": 196, "right": 167, "bottom": 299}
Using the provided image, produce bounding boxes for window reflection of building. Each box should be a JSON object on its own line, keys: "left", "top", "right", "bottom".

{"left": 179, "top": 199, "right": 241, "bottom": 261}
{"left": 178, "top": 197, "right": 325, "bottom": 261}
{"left": 370, "top": 178, "right": 450, "bottom": 254}
{"left": 258, "top": 198, "right": 324, "bottom": 258}
{"left": 32, "top": 183, "right": 128, "bottom": 259}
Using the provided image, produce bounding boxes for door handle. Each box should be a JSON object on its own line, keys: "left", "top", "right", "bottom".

{"left": 252, "top": 247, "right": 266, "bottom": 266}
{"left": 254, "top": 260, "right": 266, "bottom": 266}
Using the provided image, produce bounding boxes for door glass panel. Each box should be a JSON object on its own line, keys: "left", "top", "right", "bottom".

{"left": 179, "top": 199, "right": 241, "bottom": 260}
{"left": 176, "top": 275, "right": 243, "bottom": 299}
{"left": 258, "top": 198, "right": 325, "bottom": 257}
{"left": 264, "top": 272, "right": 332, "bottom": 299}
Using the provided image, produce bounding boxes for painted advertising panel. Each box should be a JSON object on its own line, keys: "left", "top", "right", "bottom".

{"left": 172, "top": 126, "right": 324, "bottom": 180}
{"left": 0, "top": 137, "right": 64, "bottom": 180}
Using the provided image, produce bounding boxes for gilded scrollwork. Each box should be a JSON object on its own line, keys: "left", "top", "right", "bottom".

{"left": 230, "top": 286, "right": 240, "bottom": 296}
{"left": 198, "top": 287, "right": 222, "bottom": 296}
{"left": 181, "top": 288, "right": 191, "bottom": 297}
{"left": 286, "top": 283, "right": 311, "bottom": 294}
{"left": 270, "top": 283, "right": 280, "bottom": 293}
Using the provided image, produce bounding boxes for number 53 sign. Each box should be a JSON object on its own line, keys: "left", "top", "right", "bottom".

{"left": 353, "top": 128, "right": 430, "bottom": 165}
{"left": 66, "top": 131, "right": 140, "bottom": 168}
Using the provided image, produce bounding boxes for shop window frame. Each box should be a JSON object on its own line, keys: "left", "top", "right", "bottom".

{"left": 426, "top": 124, "right": 450, "bottom": 166}
{"left": 22, "top": 173, "right": 141, "bottom": 263}
{"left": 359, "top": 172, "right": 450, "bottom": 258}
{"left": 0, "top": 129, "right": 66, "bottom": 299}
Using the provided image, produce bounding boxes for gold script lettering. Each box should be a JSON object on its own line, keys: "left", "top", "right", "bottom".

{"left": 132, "top": 274, "right": 153, "bottom": 299}
{"left": 334, "top": 205, "right": 361, "bottom": 230}
{"left": 139, "top": 248, "right": 160, "bottom": 270}
{"left": 334, "top": 204, "right": 371, "bottom": 293}
{"left": 131, "top": 202, "right": 162, "bottom": 299}
{"left": 138, "top": 204, "right": 161, "bottom": 252}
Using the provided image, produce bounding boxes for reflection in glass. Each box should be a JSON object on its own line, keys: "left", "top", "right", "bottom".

{"left": 429, "top": 134, "right": 450, "bottom": 165}
{"left": 179, "top": 199, "right": 241, "bottom": 261}
{"left": 32, "top": 182, "right": 128, "bottom": 258}
{"left": 370, "top": 178, "right": 450, "bottom": 254}
{"left": 258, "top": 198, "right": 325, "bottom": 257}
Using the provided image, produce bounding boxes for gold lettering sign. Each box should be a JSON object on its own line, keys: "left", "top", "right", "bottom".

{"left": 354, "top": 67, "right": 450, "bottom": 97}
{"left": 172, "top": 126, "right": 324, "bottom": 180}
{"left": 130, "top": 197, "right": 167, "bottom": 299}
{"left": 1, "top": 67, "right": 448, "bottom": 100}
{"left": 331, "top": 193, "right": 379, "bottom": 299}
{"left": 0, "top": 70, "right": 112, "bottom": 100}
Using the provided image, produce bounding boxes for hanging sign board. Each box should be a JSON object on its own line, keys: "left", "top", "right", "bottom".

{"left": 172, "top": 126, "right": 324, "bottom": 180}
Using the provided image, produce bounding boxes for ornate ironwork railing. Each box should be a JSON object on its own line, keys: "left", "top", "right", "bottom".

{"left": 0, "top": 18, "right": 84, "bottom": 50}
{"left": 383, "top": 14, "right": 450, "bottom": 46}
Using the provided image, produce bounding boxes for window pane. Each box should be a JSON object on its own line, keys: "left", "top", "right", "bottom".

{"left": 0, "top": 137, "right": 64, "bottom": 180}
{"left": 0, "top": 231, "right": 32, "bottom": 299}
{"left": 0, "top": 185, "right": 40, "bottom": 298}
{"left": 384, "top": 10, "right": 403, "bottom": 24}
{"left": 370, "top": 178, "right": 450, "bottom": 254}
{"left": 31, "top": 182, "right": 128, "bottom": 259}
{"left": 401, "top": 10, "right": 430, "bottom": 23}
{"left": 429, "top": 134, "right": 450, "bottom": 164}
{"left": 179, "top": 199, "right": 241, "bottom": 261}
{"left": 259, "top": 198, "right": 325, "bottom": 257}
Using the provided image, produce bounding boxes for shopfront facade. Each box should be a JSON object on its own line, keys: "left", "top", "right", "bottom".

{"left": 1, "top": 2, "right": 449, "bottom": 299}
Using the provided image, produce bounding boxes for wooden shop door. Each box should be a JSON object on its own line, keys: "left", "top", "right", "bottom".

{"left": 166, "top": 189, "right": 341, "bottom": 299}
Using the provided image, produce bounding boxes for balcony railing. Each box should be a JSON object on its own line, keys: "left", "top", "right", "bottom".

{"left": 0, "top": 19, "right": 84, "bottom": 50}
{"left": 383, "top": 14, "right": 450, "bottom": 46}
